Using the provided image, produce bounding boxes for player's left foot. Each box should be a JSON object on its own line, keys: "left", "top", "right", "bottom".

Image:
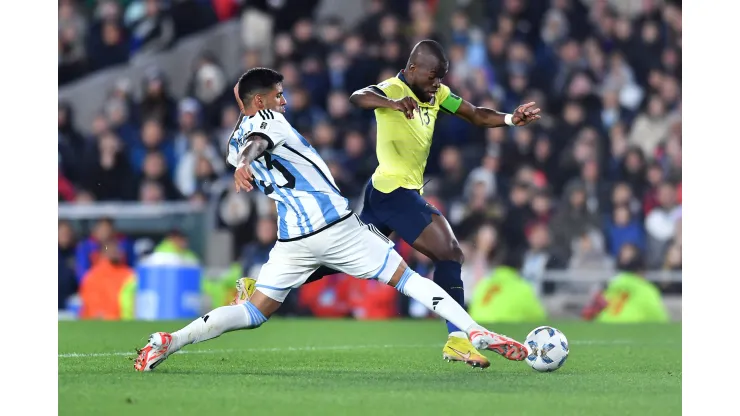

{"left": 134, "top": 332, "right": 174, "bottom": 372}
{"left": 442, "top": 335, "right": 490, "bottom": 369}
{"left": 469, "top": 328, "right": 528, "bottom": 361}
{"left": 230, "top": 277, "right": 257, "bottom": 305}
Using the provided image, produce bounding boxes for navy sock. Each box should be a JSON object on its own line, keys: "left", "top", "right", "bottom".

{"left": 432, "top": 260, "right": 465, "bottom": 333}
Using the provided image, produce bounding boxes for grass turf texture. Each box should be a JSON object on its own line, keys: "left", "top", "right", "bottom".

{"left": 59, "top": 319, "right": 681, "bottom": 416}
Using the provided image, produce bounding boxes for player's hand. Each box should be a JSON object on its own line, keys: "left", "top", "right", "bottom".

{"left": 512, "top": 102, "right": 542, "bottom": 126}
{"left": 392, "top": 97, "right": 419, "bottom": 119}
{"left": 233, "top": 82, "right": 246, "bottom": 115}
{"left": 234, "top": 162, "right": 255, "bottom": 193}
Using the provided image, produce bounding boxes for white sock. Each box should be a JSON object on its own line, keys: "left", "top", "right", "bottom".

{"left": 170, "top": 302, "right": 267, "bottom": 351}
{"left": 449, "top": 331, "right": 468, "bottom": 339}
{"left": 394, "top": 268, "right": 476, "bottom": 335}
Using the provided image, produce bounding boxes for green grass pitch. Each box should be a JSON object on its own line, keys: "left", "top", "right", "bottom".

{"left": 59, "top": 319, "right": 681, "bottom": 416}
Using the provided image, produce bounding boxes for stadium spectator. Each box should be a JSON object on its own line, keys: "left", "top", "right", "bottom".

{"left": 437, "top": 146, "right": 467, "bottom": 203}
{"left": 175, "top": 129, "right": 226, "bottom": 197}
{"left": 568, "top": 229, "right": 614, "bottom": 272}
{"left": 550, "top": 180, "right": 602, "bottom": 265}
{"left": 75, "top": 217, "right": 136, "bottom": 283}
{"left": 171, "top": 0, "right": 219, "bottom": 37}
{"left": 528, "top": 188, "right": 555, "bottom": 228}
{"left": 59, "top": 0, "right": 89, "bottom": 84}
{"left": 105, "top": 95, "right": 139, "bottom": 149}
{"left": 138, "top": 69, "right": 178, "bottom": 130}
{"left": 130, "top": 119, "right": 177, "bottom": 175}
{"left": 78, "top": 244, "right": 136, "bottom": 320}
{"left": 468, "top": 252, "right": 547, "bottom": 323}
{"left": 461, "top": 223, "right": 505, "bottom": 303}
{"left": 644, "top": 181, "right": 681, "bottom": 269}
{"left": 340, "top": 130, "right": 377, "bottom": 190}
{"left": 153, "top": 229, "right": 199, "bottom": 263}
{"left": 620, "top": 146, "right": 648, "bottom": 197}
{"left": 609, "top": 181, "right": 642, "bottom": 220}
{"left": 187, "top": 52, "right": 229, "bottom": 128}
{"left": 87, "top": 13, "right": 130, "bottom": 71}
{"left": 606, "top": 204, "right": 646, "bottom": 258}
{"left": 136, "top": 151, "right": 183, "bottom": 201}
{"left": 139, "top": 180, "right": 167, "bottom": 204}
{"left": 629, "top": 95, "right": 671, "bottom": 158}
{"left": 81, "top": 131, "right": 137, "bottom": 201}
{"left": 59, "top": 101, "right": 86, "bottom": 184}
{"left": 582, "top": 243, "right": 669, "bottom": 323}
{"left": 59, "top": 221, "right": 79, "bottom": 310}
{"left": 127, "top": 0, "right": 176, "bottom": 60}
{"left": 464, "top": 151, "right": 501, "bottom": 203}
{"left": 173, "top": 98, "right": 203, "bottom": 159}
{"left": 59, "top": 169, "right": 78, "bottom": 203}
{"left": 520, "top": 222, "right": 563, "bottom": 287}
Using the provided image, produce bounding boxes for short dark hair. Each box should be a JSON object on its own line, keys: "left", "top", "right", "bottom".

{"left": 237, "top": 67, "right": 284, "bottom": 103}
{"left": 408, "top": 39, "right": 448, "bottom": 68}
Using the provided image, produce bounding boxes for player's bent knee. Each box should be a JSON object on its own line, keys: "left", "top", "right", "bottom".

{"left": 438, "top": 241, "right": 464, "bottom": 264}
{"left": 453, "top": 244, "right": 465, "bottom": 264}
{"left": 373, "top": 248, "right": 404, "bottom": 285}
{"left": 391, "top": 266, "right": 416, "bottom": 296}
{"left": 387, "top": 259, "right": 409, "bottom": 287}
{"left": 248, "top": 290, "right": 282, "bottom": 322}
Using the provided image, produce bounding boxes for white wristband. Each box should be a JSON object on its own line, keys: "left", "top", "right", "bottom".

{"left": 504, "top": 114, "right": 515, "bottom": 126}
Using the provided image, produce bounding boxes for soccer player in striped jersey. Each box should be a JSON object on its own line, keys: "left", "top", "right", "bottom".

{"left": 133, "top": 68, "right": 527, "bottom": 372}
{"left": 276, "top": 40, "right": 542, "bottom": 369}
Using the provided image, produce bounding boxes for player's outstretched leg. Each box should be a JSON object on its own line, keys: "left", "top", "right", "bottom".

{"left": 389, "top": 265, "right": 528, "bottom": 367}
{"left": 365, "top": 181, "right": 482, "bottom": 365}
{"left": 134, "top": 292, "right": 277, "bottom": 372}
{"left": 408, "top": 213, "right": 485, "bottom": 364}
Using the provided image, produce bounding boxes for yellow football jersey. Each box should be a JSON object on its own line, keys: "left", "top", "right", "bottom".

{"left": 370, "top": 72, "right": 463, "bottom": 194}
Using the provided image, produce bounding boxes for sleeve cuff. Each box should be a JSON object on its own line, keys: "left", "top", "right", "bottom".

{"left": 247, "top": 132, "right": 274, "bottom": 149}
{"left": 369, "top": 86, "right": 387, "bottom": 97}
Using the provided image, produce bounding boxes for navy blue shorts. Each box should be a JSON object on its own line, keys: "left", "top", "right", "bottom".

{"left": 359, "top": 180, "right": 441, "bottom": 244}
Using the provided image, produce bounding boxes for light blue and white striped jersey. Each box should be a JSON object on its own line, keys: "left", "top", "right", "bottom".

{"left": 227, "top": 109, "right": 351, "bottom": 241}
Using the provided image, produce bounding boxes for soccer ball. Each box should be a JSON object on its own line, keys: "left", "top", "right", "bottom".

{"left": 524, "top": 326, "right": 569, "bottom": 372}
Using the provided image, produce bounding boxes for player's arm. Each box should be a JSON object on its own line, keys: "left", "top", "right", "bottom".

{"left": 349, "top": 85, "right": 419, "bottom": 119}
{"left": 233, "top": 134, "right": 270, "bottom": 193}
{"left": 448, "top": 95, "right": 541, "bottom": 128}
{"left": 230, "top": 111, "right": 288, "bottom": 192}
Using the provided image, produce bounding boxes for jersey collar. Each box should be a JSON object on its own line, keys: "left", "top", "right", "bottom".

{"left": 397, "top": 70, "right": 408, "bottom": 85}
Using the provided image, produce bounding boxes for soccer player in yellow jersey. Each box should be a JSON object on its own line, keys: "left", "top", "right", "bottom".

{"left": 290, "top": 40, "right": 540, "bottom": 369}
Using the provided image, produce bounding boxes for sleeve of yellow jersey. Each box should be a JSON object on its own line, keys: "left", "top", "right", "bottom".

{"left": 371, "top": 80, "right": 406, "bottom": 100}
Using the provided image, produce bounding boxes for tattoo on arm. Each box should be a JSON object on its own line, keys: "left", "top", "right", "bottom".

{"left": 239, "top": 136, "right": 270, "bottom": 166}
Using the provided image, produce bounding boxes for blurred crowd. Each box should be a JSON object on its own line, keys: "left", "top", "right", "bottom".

{"left": 59, "top": 0, "right": 682, "bottom": 313}
{"left": 58, "top": 0, "right": 241, "bottom": 84}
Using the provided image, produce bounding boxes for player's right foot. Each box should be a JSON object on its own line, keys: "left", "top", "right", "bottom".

{"left": 230, "top": 277, "right": 257, "bottom": 305}
{"left": 469, "top": 328, "right": 528, "bottom": 361}
{"left": 442, "top": 335, "right": 491, "bottom": 369}
{"left": 134, "top": 332, "right": 173, "bottom": 372}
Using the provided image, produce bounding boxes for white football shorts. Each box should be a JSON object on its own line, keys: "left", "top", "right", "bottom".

{"left": 255, "top": 214, "right": 402, "bottom": 302}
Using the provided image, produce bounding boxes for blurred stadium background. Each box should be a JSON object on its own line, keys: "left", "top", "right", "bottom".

{"left": 58, "top": 0, "right": 682, "bottom": 323}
